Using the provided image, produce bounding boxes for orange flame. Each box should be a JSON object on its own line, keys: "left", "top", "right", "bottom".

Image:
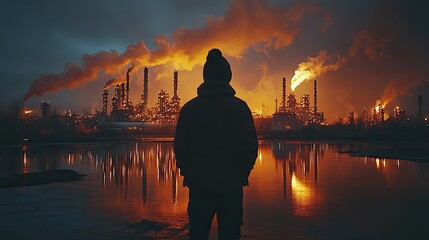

{"left": 290, "top": 51, "right": 346, "bottom": 91}
{"left": 374, "top": 99, "right": 389, "bottom": 112}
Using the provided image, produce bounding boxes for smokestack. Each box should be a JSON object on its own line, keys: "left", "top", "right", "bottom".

{"left": 170, "top": 70, "right": 181, "bottom": 114}
{"left": 381, "top": 107, "right": 385, "bottom": 122}
{"left": 115, "top": 84, "right": 121, "bottom": 98}
{"left": 142, "top": 67, "right": 149, "bottom": 113}
{"left": 125, "top": 66, "right": 134, "bottom": 107}
{"left": 40, "top": 101, "right": 51, "bottom": 119}
{"left": 281, "top": 77, "right": 286, "bottom": 111}
{"left": 314, "top": 80, "right": 318, "bottom": 114}
{"left": 113, "top": 84, "right": 121, "bottom": 111}
{"left": 275, "top": 98, "right": 278, "bottom": 113}
{"left": 120, "top": 83, "right": 125, "bottom": 109}
{"left": 418, "top": 95, "right": 423, "bottom": 121}
{"left": 142, "top": 67, "right": 149, "bottom": 103}
{"left": 102, "top": 88, "right": 108, "bottom": 115}
{"left": 174, "top": 70, "right": 178, "bottom": 97}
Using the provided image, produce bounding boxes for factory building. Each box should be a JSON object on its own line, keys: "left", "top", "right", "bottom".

{"left": 102, "top": 89, "right": 108, "bottom": 115}
{"left": 300, "top": 94, "right": 310, "bottom": 124}
{"left": 272, "top": 77, "right": 300, "bottom": 130}
{"left": 40, "top": 101, "right": 51, "bottom": 119}
{"left": 394, "top": 106, "right": 406, "bottom": 121}
{"left": 157, "top": 89, "right": 170, "bottom": 121}
{"left": 99, "top": 66, "right": 181, "bottom": 128}
{"left": 271, "top": 78, "right": 324, "bottom": 131}
{"left": 287, "top": 94, "right": 297, "bottom": 114}
{"left": 154, "top": 70, "right": 181, "bottom": 123}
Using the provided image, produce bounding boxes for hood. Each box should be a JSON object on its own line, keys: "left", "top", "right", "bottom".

{"left": 197, "top": 82, "right": 236, "bottom": 97}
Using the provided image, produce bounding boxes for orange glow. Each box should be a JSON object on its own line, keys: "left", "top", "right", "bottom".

{"left": 374, "top": 99, "right": 389, "bottom": 112}
{"left": 376, "top": 158, "right": 380, "bottom": 170}
{"left": 291, "top": 173, "right": 313, "bottom": 217}
{"left": 22, "top": 146, "right": 28, "bottom": 174}
{"left": 373, "top": 99, "right": 391, "bottom": 120}
{"left": 375, "top": 105, "right": 380, "bottom": 112}
{"left": 23, "top": 0, "right": 329, "bottom": 102}
{"left": 24, "top": 109, "right": 32, "bottom": 115}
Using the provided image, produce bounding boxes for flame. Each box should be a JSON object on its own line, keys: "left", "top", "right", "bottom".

{"left": 373, "top": 99, "right": 390, "bottom": 120}
{"left": 290, "top": 51, "right": 346, "bottom": 91}
{"left": 374, "top": 99, "right": 389, "bottom": 112}
{"left": 23, "top": 0, "right": 330, "bottom": 102}
{"left": 24, "top": 110, "right": 32, "bottom": 114}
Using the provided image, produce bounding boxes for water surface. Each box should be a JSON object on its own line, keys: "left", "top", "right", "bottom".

{"left": 1, "top": 141, "right": 429, "bottom": 239}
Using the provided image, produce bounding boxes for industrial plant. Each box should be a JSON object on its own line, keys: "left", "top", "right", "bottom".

{"left": 98, "top": 67, "right": 182, "bottom": 130}
{"left": 271, "top": 78, "right": 325, "bottom": 131}
{"left": 9, "top": 69, "right": 427, "bottom": 144}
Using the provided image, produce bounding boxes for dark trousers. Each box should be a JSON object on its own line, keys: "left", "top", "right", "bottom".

{"left": 188, "top": 187, "right": 243, "bottom": 240}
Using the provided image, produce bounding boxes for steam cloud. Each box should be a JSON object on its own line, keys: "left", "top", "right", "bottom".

{"left": 290, "top": 51, "right": 346, "bottom": 91}
{"left": 23, "top": 0, "right": 329, "bottom": 102}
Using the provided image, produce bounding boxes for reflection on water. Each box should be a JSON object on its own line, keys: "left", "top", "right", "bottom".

{"left": 1, "top": 141, "right": 429, "bottom": 239}
{"left": 291, "top": 173, "right": 314, "bottom": 217}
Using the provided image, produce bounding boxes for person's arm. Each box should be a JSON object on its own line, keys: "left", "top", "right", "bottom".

{"left": 174, "top": 108, "right": 189, "bottom": 177}
{"left": 241, "top": 105, "right": 258, "bottom": 186}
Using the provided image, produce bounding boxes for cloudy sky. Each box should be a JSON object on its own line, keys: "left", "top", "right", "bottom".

{"left": 1, "top": 0, "right": 428, "bottom": 121}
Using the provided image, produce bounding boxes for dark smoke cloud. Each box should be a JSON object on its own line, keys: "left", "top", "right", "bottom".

{"left": 23, "top": 0, "right": 329, "bottom": 102}
{"left": 347, "top": 0, "right": 428, "bottom": 108}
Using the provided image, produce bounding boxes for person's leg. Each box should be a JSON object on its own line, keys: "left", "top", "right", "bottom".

{"left": 188, "top": 188, "right": 216, "bottom": 240}
{"left": 216, "top": 187, "right": 243, "bottom": 240}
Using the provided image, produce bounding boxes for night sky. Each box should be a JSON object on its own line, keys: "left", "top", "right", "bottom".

{"left": 1, "top": 0, "right": 428, "bottom": 121}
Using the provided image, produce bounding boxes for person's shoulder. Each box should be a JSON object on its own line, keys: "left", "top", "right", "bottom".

{"left": 180, "top": 97, "right": 200, "bottom": 111}
{"left": 232, "top": 96, "right": 251, "bottom": 109}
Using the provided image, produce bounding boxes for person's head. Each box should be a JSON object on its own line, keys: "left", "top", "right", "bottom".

{"left": 203, "top": 49, "right": 232, "bottom": 84}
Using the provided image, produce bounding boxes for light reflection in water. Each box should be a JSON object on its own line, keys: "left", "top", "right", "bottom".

{"left": 376, "top": 158, "right": 380, "bottom": 169}
{"left": 291, "top": 173, "right": 313, "bottom": 217}
{"left": 268, "top": 141, "right": 321, "bottom": 217}
{"left": 22, "top": 145, "right": 28, "bottom": 174}
{"left": 2, "top": 141, "right": 429, "bottom": 239}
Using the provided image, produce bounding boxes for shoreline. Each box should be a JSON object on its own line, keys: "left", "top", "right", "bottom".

{"left": 2, "top": 136, "right": 428, "bottom": 163}
{"left": 341, "top": 149, "right": 429, "bottom": 162}
{"left": 0, "top": 169, "right": 86, "bottom": 188}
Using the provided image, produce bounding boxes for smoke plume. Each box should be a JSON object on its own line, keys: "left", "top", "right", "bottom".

{"left": 290, "top": 51, "right": 346, "bottom": 91}
{"left": 23, "top": 0, "right": 329, "bottom": 102}
{"left": 104, "top": 78, "right": 121, "bottom": 89}
{"left": 350, "top": 0, "right": 428, "bottom": 111}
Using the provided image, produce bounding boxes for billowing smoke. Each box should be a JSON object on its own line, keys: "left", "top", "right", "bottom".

{"left": 23, "top": 0, "right": 329, "bottom": 102}
{"left": 350, "top": 0, "right": 428, "bottom": 112}
{"left": 290, "top": 51, "right": 346, "bottom": 91}
{"left": 104, "top": 78, "right": 121, "bottom": 89}
{"left": 126, "top": 66, "right": 134, "bottom": 78}
{"left": 104, "top": 66, "right": 134, "bottom": 88}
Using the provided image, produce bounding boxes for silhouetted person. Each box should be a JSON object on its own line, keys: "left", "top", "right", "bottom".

{"left": 174, "top": 49, "right": 258, "bottom": 240}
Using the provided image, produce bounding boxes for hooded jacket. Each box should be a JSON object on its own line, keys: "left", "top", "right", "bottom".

{"left": 174, "top": 49, "right": 258, "bottom": 192}
{"left": 174, "top": 80, "right": 258, "bottom": 192}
